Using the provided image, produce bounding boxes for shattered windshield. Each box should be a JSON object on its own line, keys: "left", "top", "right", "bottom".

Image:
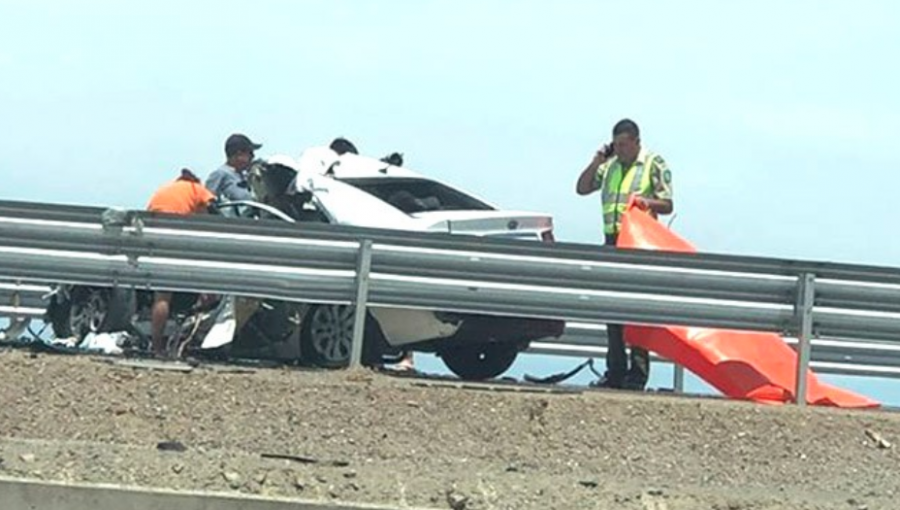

{"left": 340, "top": 178, "right": 494, "bottom": 213}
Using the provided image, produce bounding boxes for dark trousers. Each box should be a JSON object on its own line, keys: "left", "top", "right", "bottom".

{"left": 604, "top": 233, "right": 650, "bottom": 386}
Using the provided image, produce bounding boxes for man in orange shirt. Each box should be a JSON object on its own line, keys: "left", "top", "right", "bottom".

{"left": 146, "top": 169, "right": 216, "bottom": 357}
{"left": 148, "top": 168, "right": 217, "bottom": 215}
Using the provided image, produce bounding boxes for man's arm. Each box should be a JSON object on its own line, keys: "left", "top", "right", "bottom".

{"left": 211, "top": 170, "right": 254, "bottom": 202}
{"left": 221, "top": 179, "right": 254, "bottom": 202}
{"left": 637, "top": 196, "right": 673, "bottom": 215}
{"left": 576, "top": 148, "right": 610, "bottom": 195}
{"left": 636, "top": 155, "right": 674, "bottom": 215}
{"left": 191, "top": 183, "right": 217, "bottom": 215}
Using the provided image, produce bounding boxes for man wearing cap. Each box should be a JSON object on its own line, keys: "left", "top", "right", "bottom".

{"left": 206, "top": 133, "right": 263, "bottom": 202}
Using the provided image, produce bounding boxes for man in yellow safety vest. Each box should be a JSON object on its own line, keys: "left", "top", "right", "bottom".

{"left": 575, "top": 118, "right": 674, "bottom": 390}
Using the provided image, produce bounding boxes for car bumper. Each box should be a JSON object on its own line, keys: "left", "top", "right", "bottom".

{"left": 453, "top": 314, "right": 566, "bottom": 344}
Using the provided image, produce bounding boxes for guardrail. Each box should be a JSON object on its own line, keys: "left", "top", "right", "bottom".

{"left": 0, "top": 281, "right": 48, "bottom": 317}
{"left": 1, "top": 199, "right": 899, "bottom": 406}
{"left": 4, "top": 280, "right": 899, "bottom": 386}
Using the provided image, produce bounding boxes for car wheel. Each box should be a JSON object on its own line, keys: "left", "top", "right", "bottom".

{"left": 300, "top": 304, "right": 387, "bottom": 368}
{"left": 50, "top": 287, "right": 134, "bottom": 341}
{"left": 440, "top": 343, "right": 519, "bottom": 381}
{"left": 302, "top": 304, "right": 354, "bottom": 368}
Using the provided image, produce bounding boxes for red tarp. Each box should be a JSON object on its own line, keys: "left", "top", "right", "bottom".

{"left": 616, "top": 201, "right": 879, "bottom": 408}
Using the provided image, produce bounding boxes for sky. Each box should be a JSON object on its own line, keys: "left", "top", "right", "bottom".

{"left": 2, "top": 1, "right": 899, "bottom": 403}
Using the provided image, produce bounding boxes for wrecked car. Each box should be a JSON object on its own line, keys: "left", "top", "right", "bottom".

{"left": 237, "top": 151, "right": 565, "bottom": 379}
{"left": 45, "top": 152, "right": 565, "bottom": 380}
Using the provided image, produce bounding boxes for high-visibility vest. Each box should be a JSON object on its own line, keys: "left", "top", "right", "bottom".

{"left": 600, "top": 151, "right": 656, "bottom": 235}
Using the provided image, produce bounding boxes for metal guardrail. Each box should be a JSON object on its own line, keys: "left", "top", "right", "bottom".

{"left": 0, "top": 282, "right": 900, "bottom": 391}
{"left": 0, "top": 199, "right": 899, "bottom": 405}
{"left": 5, "top": 200, "right": 900, "bottom": 284}
{"left": 4, "top": 281, "right": 898, "bottom": 386}
{"left": 4, "top": 278, "right": 897, "bottom": 383}
{"left": 4, "top": 282, "right": 899, "bottom": 392}
{"left": 0, "top": 281, "right": 48, "bottom": 317}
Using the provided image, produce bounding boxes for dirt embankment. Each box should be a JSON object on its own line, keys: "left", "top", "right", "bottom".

{"left": 0, "top": 349, "right": 896, "bottom": 509}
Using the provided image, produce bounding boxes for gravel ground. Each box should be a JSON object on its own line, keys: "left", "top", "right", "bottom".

{"left": 0, "top": 348, "right": 897, "bottom": 509}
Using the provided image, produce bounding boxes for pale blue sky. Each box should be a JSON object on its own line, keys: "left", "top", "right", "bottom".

{"left": 2, "top": 1, "right": 899, "bottom": 403}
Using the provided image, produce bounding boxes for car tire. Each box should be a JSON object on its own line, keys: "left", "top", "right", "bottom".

{"left": 440, "top": 343, "right": 519, "bottom": 381}
{"left": 49, "top": 286, "right": 135, "bottom": 340}
{"left": 300, "top": 304, "right": 384, "bottom": 368}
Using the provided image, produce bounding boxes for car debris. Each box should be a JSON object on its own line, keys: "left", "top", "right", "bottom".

{"left": 157, "top": 441, "right": 188, "bottom": 453}
{"left": 865, "top": 429, "right": 892, "bottom": 449}
{"left": 260, "top": 452, "right": 350, "bottom": 467}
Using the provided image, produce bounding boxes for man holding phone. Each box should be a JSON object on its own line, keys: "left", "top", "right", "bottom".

{"left": 575, "top": 118, "right": 674, "bottom": 390}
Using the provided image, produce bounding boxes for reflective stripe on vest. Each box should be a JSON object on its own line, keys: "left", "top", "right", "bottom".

{"left": 601, "top": 152, "right": 655, "bottom": 234}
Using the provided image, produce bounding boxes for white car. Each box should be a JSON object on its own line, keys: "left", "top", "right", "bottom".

{"left": 233, "top": 149, "right": 565, "bottom": 380}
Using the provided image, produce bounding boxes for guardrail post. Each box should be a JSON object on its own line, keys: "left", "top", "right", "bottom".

{"left": 349, "top": 240, "right": 374, "bottom": 368}
{"left": 794, "top": 272, "right": 816, "bottom": 407}
{"left": 673, "top": 364, "right": 685, "bottom": 393}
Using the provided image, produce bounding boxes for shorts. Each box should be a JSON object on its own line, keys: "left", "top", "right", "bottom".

{"left": 155, "top": 291, "right": 200, "bottom": 312}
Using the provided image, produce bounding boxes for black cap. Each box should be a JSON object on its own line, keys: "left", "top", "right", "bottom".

{"left": 225, "top": 133, "right": 262, "bottom": 157}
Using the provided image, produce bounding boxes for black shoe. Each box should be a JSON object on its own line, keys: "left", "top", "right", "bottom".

{"left": 622, "top": 375, "right": 647, "bottom": 391}
{"left": 589, "top": 375, "right": 623, "bottom": 389}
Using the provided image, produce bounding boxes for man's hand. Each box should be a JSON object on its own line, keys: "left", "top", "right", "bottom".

{"left": 592, "top": 144, "right": 613, "bottom": 166}
{"left": 577, "top": 145, "right": 610, "bottom": 195}
{"left": 631, "top": 195, "right": 674, "bottom": 215}
{"left": 632, "top": 195, "right": 651, "bottom": 211}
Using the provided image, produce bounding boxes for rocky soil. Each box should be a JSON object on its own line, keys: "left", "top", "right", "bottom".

{"left": 0, "top": 348, "right": 897, "bottom": 509}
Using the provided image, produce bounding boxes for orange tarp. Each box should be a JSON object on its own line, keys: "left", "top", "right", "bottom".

{"left": 616, "top": 202, "right": 879, "bottom": 408}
